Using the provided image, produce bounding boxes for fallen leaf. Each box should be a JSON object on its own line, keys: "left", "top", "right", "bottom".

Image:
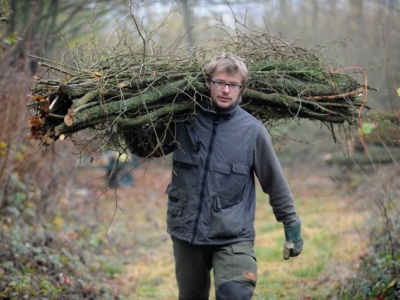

{"left": 52, "top": 216, "right": 64, "bottom": 230}
{"left": 28, "top": 115, "right": 45, "bottom": 128}
{"left": 41, "top": 135, "right": 55, "bottom": 145}
{"left": 58, "top": 273, "right": 74, "bottom": 287}
{"left": 41, "top": 129, "right": 55, "bottom": 145}
{"left": 38, "top": 99, "right": 50, "bottom": 113}
{"left": 33, "top": 95, "right": 46, "bottom": 101}
{"left": 67, "top": 231, "right": 79, "bottom": 239}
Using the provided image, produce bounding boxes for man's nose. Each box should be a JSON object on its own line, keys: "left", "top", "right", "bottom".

{"left": 222, "top": 84, "right": 230, "bottom": 92}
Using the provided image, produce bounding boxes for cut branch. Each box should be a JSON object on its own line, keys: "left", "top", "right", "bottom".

{"left": 26, "top": 26, "right": 369, "bottom": 151}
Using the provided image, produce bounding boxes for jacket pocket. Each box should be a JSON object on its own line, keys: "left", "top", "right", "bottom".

{"left": 213, "top": 162, "right": 248, "bottom": 199}
{"left": 208, "top": 195, "right": 245, "bottom": 239}
{"left": 231, "top": 242, "right": 257, "bottom": 261}
{"left": 172, "top": 151, "right": 200, "bottom": 186}
{"left": 165, "top": 184, "right": 187, "bottom": 232}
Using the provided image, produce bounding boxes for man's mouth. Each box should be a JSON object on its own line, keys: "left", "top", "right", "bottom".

{"left": 218, "top": 96, "right": 230, "bottom": 102}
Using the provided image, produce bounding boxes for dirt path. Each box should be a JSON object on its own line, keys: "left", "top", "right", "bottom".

{"left": 91, "top": 161, "right": 367, "bottom": 299}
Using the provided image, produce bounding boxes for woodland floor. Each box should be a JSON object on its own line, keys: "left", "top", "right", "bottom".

{"left": 76, "top": 159, "right": 368, "bottom": 300}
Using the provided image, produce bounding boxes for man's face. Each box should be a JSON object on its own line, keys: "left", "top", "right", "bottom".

{"left": 208, "top": 70, "right": 242, "bottom": 110}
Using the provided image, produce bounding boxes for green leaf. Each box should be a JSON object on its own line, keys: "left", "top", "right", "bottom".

{"left": 3, "top": 37, "right": 15, "bottom": 45}
{"left": 362, "top": 123, "right": 372, "bottom": 135}
{"left": 358, "top": 122, "right": 373, "bottom": 136}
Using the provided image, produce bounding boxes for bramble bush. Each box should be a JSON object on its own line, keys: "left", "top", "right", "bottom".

{"left": 333, "top": 166, "right": 400, "bottom": 299}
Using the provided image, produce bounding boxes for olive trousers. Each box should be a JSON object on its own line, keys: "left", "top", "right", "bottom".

{"left": 172, "top": 237, "right": 257, "bottom": 300}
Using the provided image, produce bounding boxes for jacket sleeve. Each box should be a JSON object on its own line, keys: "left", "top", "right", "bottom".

{"left": 253, "top": 125, "right": 301, "bottom": 227}
{"left": 120, "top": 123, "right": 176, "bottom": 158}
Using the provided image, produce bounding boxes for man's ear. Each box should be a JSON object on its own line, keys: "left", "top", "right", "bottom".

{"left": 205, "top": 80, "right": 211, "bottom": 90}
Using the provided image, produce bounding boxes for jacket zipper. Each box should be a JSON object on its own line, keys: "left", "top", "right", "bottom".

{"left": 191, "top": 119, "right": 219, "bottom": 244}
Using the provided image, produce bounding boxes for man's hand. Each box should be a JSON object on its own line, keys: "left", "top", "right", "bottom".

{"left": 283, "top": 223, "right": 303, "bottom": 260}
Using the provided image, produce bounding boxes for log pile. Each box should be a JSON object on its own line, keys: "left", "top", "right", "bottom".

{"left": 27, "top": 30, "right": 368, "bottom": 150}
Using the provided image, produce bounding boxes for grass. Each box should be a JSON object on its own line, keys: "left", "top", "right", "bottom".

{"left": 251, "top": 175, "right": 367, "bottom": 300}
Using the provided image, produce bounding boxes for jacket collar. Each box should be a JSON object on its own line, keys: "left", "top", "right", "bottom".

{"left": 199, "top": 99, "right": 238, "bottom": 120}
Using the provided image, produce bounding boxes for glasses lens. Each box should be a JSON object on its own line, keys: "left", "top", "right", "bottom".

{"left": 212, "top": 80, "right": 241, "bottom": 91}
{"left": 230, "top": 84, "right": 240, "bottom": 91}
{"left": 217, "top": 82, "right": 225, "bottom": 89}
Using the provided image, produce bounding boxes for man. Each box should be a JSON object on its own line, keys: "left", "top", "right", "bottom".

{"left": 122, "top": 53, "right": 303, "bottom": 300}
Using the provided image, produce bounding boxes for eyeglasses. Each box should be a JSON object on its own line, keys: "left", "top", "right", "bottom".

{"left": 210, "top": 79, "right": 242, "bottom": 91}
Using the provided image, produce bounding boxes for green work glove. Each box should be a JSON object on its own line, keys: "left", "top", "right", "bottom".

{"left": 283, "top": 223, "right": 303, "bottom": 260}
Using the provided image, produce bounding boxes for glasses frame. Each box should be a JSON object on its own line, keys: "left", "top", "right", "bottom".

{"left": 210, "top": 79, "right": 242, "bottom": 91}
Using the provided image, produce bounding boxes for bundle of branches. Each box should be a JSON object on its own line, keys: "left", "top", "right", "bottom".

{"left": 27, "top": 27, "right": 367, "bottom": 151}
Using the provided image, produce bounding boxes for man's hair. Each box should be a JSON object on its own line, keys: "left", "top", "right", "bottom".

{"left": 204, "top": 53, "right": 249, "bottom": 91}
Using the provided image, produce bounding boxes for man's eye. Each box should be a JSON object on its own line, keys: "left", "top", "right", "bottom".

{"left": 211, "top": 79, "right": 241, "bottom": 90}
{"left": 218, "top": 82, "right": 236, "bottom": 87}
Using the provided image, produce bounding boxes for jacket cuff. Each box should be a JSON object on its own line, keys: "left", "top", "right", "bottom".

{"left": 283, "top": 216, "right": 302, "bottom": 228}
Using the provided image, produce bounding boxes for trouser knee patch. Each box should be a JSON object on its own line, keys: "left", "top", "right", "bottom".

{"left": 216, "top": 281, "right": 253, "bottom": 300}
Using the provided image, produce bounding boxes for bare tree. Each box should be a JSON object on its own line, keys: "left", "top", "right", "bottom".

{"left": 4, "top": 0, "right": 124, "bottom": 73}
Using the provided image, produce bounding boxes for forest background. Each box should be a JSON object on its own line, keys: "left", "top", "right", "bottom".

{"left": 0, "top": 0, "right": 399, "bottom": 299}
